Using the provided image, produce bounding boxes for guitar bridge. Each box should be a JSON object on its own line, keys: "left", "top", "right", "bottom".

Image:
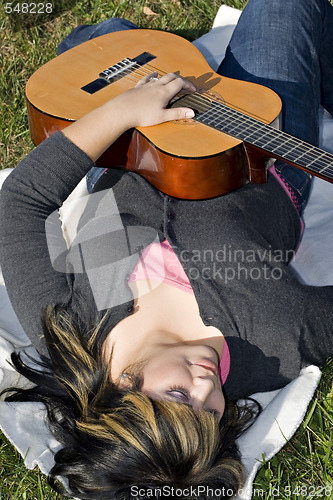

{"left": 81, "top": 52, "right": 156, "bottom": 94}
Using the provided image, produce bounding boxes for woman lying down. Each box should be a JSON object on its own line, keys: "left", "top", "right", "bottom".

{"left": 1, "top": 0, "right": 333, "bottom": 498}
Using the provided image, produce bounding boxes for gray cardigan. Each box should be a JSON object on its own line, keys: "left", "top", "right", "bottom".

{"left": 0, "top": 132, "right": 332, "bottom": 400}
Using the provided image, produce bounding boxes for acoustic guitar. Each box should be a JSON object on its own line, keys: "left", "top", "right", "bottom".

{"left": 25, "top": 29, "right": 333, "bottom": 199}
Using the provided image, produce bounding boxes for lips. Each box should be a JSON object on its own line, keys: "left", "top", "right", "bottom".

{"left": 193, "top": 359, "right": 219, "bottom": 376}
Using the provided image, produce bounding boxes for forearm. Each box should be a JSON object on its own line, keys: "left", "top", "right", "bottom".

{"left": 0, "top": 133, "right": 94, "bottom": 355}
{"left": 61, "top": 95, "right": 133, "bottom": 162}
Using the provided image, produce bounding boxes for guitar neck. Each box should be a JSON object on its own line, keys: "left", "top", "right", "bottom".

{"left": 188, "top": 95, "right": 333, "bottom": 183}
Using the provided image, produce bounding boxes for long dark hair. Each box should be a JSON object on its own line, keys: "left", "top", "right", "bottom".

{"left": 3, "top": 304, "right": 261, "bottom": 500}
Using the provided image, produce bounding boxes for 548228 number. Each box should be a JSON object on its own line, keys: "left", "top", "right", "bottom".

{"left": 284, "top": 485, "right": 333, "bottom": 497}
{"left": 5, "top": 3, "right": 53, "bottom": 14}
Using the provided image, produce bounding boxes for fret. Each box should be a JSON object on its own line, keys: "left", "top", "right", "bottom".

{"left": 318, "top": 156, "right": 333, "bottom": 172}
{"left": 307, "top": 152, "right": 333, "bottom": 173}
{"left": 308, "top": 149, "right": 330, "bottom": 166}
{"left": 199, "top": 104, "right": 266, "bottom": 140}
{"left": 250, "top": 133, "right": 289, "bottom": 150}
{"left": 283, "top": 147, "right": 312, "bottom": 163}
{"left": 223, "top": 122, "right": 252, "bottom": 136}
{"left": 246, "top": 133, "right": 273, "bottom": 146}
{"left": 290, "top": 149, "right": 320, "bottom": 165}
{"left": 242, "top": 126, "right": 274, "bottom": 144}
{"left": 319, "top": 163, "right": 333, "bottom": 174}
{"left": 306, "top": 155, "right": 324, "bottom": 168}
{"left": 194, "top": 99, "right": 333, "bottom": 182}
{"left": 269, "top": 137, "right": 297, "bottom": 155}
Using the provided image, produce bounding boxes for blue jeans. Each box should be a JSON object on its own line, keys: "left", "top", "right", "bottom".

{"left": 58, "top": 0, "right": 333, "bottom": 211}
{"left": 218, "top": 0, "right": 333, "bottom": 212}
{"left": 57, "top": 18, "right": 139, "bottom": 55}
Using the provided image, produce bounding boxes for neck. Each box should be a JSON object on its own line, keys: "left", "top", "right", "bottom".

{"left": 103, "top": 281, "right": 225, "bottom": 378}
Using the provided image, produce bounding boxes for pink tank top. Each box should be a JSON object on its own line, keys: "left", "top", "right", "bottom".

{"left": 129, "top": 239, "right": 230, "bottom": 385}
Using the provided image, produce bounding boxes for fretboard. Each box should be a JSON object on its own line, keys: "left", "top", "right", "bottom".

{"left": 184, "top": 95, "right": 333, "bottom": 183}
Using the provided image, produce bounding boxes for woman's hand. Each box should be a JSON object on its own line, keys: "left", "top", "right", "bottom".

{"left": 120, "top": 72, "right": 196, "bottom": 128}
{"left": 62, "top": 72, "right": 197, "bottom": 162}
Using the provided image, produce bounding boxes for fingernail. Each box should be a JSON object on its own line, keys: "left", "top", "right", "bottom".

{"left": 186, "top": 110, "right": 195, "bottom": 118}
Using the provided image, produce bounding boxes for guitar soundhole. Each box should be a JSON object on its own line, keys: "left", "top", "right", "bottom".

{"left": 168, "top": 89, "right": 224, "bottom": 124}
{"left": 204, "top": 89, "right": 225, "bottom": 105}
{"left": 172, "top": 118, "right": 199, "bottom": 125}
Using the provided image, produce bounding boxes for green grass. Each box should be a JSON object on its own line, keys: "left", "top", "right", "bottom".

{"left": 253, "top": 361, "right": 333, "bottom": 500}
{"left": 0, "top": 0, "right": 247, "bottom": 170}
{"left": 0, "top": 0, "right": 333, "bottom": 498}
{"left": 0, "top": 438, "right": 67, "bottom": 499}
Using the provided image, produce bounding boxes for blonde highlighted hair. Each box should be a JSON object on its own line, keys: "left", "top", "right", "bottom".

{"left": 5, "top": 303, "right": 260, "bottom": 500}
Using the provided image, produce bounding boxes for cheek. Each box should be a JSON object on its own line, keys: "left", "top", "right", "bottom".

{"left": 141, "top": 360, "right": 189, "bottom": 392}
{"left": 141, "top": 362, "right": 168, "bottom": 391}
{"left": 208, "top": 390, "right": 226, "bottom": 418}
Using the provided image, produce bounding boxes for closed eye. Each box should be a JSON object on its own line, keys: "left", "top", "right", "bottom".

{"left": 207, "top": 409, "right": 219, "bottom": 417}
{"left": 167, "top": 386, "right": 190, "bottom": 403}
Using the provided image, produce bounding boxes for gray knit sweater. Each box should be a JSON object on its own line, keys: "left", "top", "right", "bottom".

{"left": 0, "top": 132, "right": 332, "bottom": 400}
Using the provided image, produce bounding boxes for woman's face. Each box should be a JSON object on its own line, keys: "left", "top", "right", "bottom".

{"left": 135, "top": 344, "right": 225, "bottom": 420}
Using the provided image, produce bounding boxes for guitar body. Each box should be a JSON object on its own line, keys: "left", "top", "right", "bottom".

{"left": 26, "top": 29, "right": 282, "bottom": 199}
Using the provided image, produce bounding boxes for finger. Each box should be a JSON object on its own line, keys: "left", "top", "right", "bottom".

{"left": 135, "top": 71, "right": 159, "bottom": 87}
{"left": 180, "top": 78, "right": 197, "bottom": 93}
{"left": 159, "top": 73, "right": 197, "bottom": 93}
{"left": 163, "top": 77, "right": 196, "bottom": 101}
{"left": 164, "top": 106, "right": 195, "bottom": 121}
{"left": 158, "top": 72, "right": 180, "bottom": 84}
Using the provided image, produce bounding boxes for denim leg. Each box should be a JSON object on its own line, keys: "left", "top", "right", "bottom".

{"left": 57, "top": 18, "right": 139, "bottom": 55}
{"left": 217, "top": 0, "right": 333, "bottom": 211}
{"left": 86, "top": 167, "right": 108, "bottom": 194}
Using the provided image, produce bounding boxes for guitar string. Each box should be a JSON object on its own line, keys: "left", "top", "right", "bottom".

{"left": 178, "top": 91, "right": 333, "bottom": 174}
{"left": 202, "top": 102, "right": 333, "bottom": 175}
{"left": 189, "top": 91, "right": 333, "bottom": 175}
{"left": 214, "top": 103, "right": 333, "bottom": 173}
{"left": 134, "top": 66, "right": 333, "bottom": 170}
{"left": 122, "top": 64, "right": 333, "bottom": 160}
{"left": 106, "top": 62, "right": 333, "bottom": 175}
{"left": 109, "top": 61, "right": 286, "bottom": 126}
{"left": 108, "top": 61, "right": 252, "bottom": 115}
{"left": 131, "top": 64, "right": 333, "bottom": 174}
{"left": 117, "top": 62, "right": 262, "bottom": 116}
{"left": 111, "top": 60, "right": 327, "bottom": 148}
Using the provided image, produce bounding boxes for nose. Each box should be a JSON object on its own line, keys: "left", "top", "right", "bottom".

{"left": 190, "top": 374, "right": 215, "bottom": 409}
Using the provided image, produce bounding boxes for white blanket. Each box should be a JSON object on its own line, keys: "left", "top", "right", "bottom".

{"left": 0, "top": 6, "right": 332, "bottom": 499}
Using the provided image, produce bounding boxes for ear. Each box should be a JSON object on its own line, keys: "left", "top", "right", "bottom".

{"left": 118, "top": 373, "right": 133, "bottom": 390}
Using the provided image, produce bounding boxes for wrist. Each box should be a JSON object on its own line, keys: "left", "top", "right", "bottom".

{"left": 106, "top": 92, "right": 139, "bottom": 131}
{"left": 61, "top": 96, "right": 133, "bottom": 162}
